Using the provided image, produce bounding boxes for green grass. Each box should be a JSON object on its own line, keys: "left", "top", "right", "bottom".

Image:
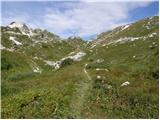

{"left": 1, "top": 62, "right": 90, "bottom": 118}
{"left": 91, "top": 16, "right": 158, "bottom": 47}
{"left": 1, "top": 36, "right": 158, "bottom": 118}
{"left": 81, "top": 37, "right": 159, "bottom": 118}
{"left": 1, "top": 16, "right": 159, "bottom": 118}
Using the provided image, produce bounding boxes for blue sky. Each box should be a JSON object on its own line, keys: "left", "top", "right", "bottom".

{"left": 1, "top": 0, "right": 159, "bottom": 40}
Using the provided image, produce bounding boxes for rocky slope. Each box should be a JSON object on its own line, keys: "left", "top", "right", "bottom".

{"left": 1, "top": 22, "right": 87, "bottom": 77}
{"left": 89, "top": 16, "right": 158, "bottom": 48}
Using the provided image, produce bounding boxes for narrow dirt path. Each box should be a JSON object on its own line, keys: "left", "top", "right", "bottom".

{"left": 84, "top": 63, "right": 92, "bottom": 80}
{"left": 70, "top": 63, "right": 92, "bottom": 118}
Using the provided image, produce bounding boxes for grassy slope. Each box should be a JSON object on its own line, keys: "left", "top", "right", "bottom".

{"left": 1, "top": 17, "right": 159, "bottom": 119}
{"left": 1, "top": 61, "right": 89, "bottom": 118}
{"left": 82, "top": 36, "right": 159, "bottom": 118}
{"left": 22, "top": 41, "right": 75, "bottom": 61}
{"left": 91, "top": 16, "right": 158, "bottom": 46}
{"left": 1, "top": 36, "right": 158, "bottom": 118}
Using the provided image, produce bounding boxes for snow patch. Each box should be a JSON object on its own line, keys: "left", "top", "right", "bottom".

{"left": 8, "top": 22, "right": 32, "bottom": 37}
{"left": 9, "top": 22, "right": 24, "bottom": 28}
{"left": 85, "top": 63, "right": 88, "bottom": 67}
{"left": 102, "top": 44, "right": 106, "bottom": 47}
{"left": 149, "top": 45, "right": 153, "bottom": 48}
{"left": 1, "top": 48, "right": 14, "bottom": 52}
{"left": 68, "top": 51, "right": 75, "bottom": 55}
{"left": 148, "top": 32, "right": 157, "bottom": 38}
{"left": 7, "top": 48, "right": 15, "bottom": 52}
{"left": 152, "top": 42, "right": 156, "bottom": 45}
{"left": 96, "top": 68, "right": 109, "bottom": 71}
{"left": 96, "top": 68, "right": 101, "bottom": 71}
{"left": 97, "top": 75, "right": 101, "bottom": 79}
{"left": 121, "top": 24, "right": 130, "bottom": 31}
{"left": 69, "top": 52, "right": 86, "bottom": 61}
{"left": 0, "top": 44, "right": 15, "bottom": 51}
{"left": 121, "top": 81, "right": 130, "bottom": 87}
{"left": 89, "top": 50, "right": 93, "bottom": 52}
{"left": 107, "top": 85, "right": 112, "bottom": 89}
{"left": 145, "top": 26, "right": 150, "bottom": 29}
{"left": 96, "top": 59, "right": 104, "bottom": 63}
{"left": 5, "top": 31, "right": 21, "bottom": 35}
{"left": 33, "top": 56, "right": 39, "bottom": 60}
{"left": 33, "top": 66, "right": 42, "bottom": 73}
{"left": 9, "top": 36, "right": 22, "bottom": 45}
{"left": 108, "top": 37, "right": 142, "bottom": 45}
{"left": 133, "top": 55, "right": 136, "bottom": 58}
{"left": 44, "top": 52, "right": 86, "bottom": 69}
{"left": 44, "top": 60, "right": 61, "bottom": 70}
{"left": 107, "top": 32, "right": 157, "bottom": 45}
{"left": 91, "top": 44, "right": 96, "bottom": 49}
{"left": 0, "top": 44, "right": 6, "bottom": 50}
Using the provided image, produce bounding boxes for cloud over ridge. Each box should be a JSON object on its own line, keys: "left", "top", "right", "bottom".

{"left": 2, "top": 1, "right": 154, "bottom": 40}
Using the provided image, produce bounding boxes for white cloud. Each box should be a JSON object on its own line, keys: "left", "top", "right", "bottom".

{"left": 2, "top": 1, "right": 152, "bottom": 39}
{"left": 2, "top": 14, "right": 30, "bottom": 26}
{"left": 44, "top": 1, "right": 151, "bottom": 39}
{"left": 2, "top": 12, "right": 45, "bottom": 29}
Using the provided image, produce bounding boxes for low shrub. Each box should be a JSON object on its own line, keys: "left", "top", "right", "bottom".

{"left": 61, "top": 58, "right": 73, "bottom": 67}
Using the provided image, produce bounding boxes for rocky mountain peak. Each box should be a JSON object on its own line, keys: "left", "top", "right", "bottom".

{"left": 8, "top": 21, "right": 31, "bottom": 36}
{"left": 9, "top": 22, "right": 28, "bottom": 29}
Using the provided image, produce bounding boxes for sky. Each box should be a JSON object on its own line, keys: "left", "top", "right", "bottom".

{"left": 1, "top": 0, "right": 159, "bottom": 40}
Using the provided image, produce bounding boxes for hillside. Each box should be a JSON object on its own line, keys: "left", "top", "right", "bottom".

{"left": 1, "top": 16, "right": 159, "bottom": 118}
{"left": 89, "top": 16, "right": 158, "bottom": 48}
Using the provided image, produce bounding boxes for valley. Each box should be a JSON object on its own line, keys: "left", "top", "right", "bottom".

{"left": 1, "top": 16, "right": 159, "bottom": 118}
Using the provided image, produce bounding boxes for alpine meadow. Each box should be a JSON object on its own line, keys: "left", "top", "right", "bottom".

{"left": 1, "top": 1, "right": 159, "bottom": 119}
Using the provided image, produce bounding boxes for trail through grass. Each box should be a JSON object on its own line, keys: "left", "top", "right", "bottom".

{"left": 70, "top": 63, "right": 93, "bottom": 118}
{"left": 84, "top": 64, "right": 92, "bottom": 80}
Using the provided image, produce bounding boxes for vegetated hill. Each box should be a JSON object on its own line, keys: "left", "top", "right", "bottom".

{"left": 1, "top": 16, "right": 159, "bottom": 119}
{"left": 67, "top": 36, "right": 87, "bottom": 50}
{"left": 89, "top": 16, "right": 158, "bottom": 48}
{"left": 1, "top": 22, "right": 86, "bottom": 61}
{"left": 1, "top": 22, "right": 87, "bottom": 80}
{"left": 83, "top": 16, "right": 159, "bottom": 118}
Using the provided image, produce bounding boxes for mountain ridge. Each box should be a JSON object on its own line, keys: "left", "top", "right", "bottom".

{"left": 3, "top": 15, "right": 158, "bottom": 42}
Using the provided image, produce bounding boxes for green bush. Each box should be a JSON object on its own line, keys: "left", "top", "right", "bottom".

{"left": 1, "top": 57, "right": 12, "bottom": 70}
{"left": 61, "top": 58, "right": 73, "bottom": 67}
{"left": 152, "top": 70, "right": 159, "bottom": 80}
